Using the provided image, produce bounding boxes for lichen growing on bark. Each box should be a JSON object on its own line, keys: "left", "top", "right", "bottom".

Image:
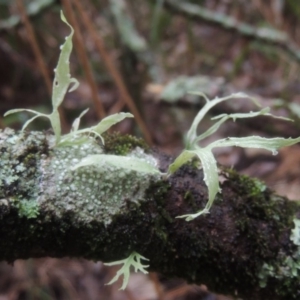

{"left": 2, "top": 129, "right": 300, "bottom": 299}
{"left": 41, "top": 139, "right": 161, "bottom": 225}
{"left": 0, "top": 129, "right": 162, "bottom": 226}
{"left": 0, "top": 128, "right": 49, "bottom": 217}
{"left": 257, "top": 217, "right": 300, "bottom": 296}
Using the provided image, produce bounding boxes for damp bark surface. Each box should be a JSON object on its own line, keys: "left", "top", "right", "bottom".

{"left": 0, "top": 128, "right": 300, "bottom": 300}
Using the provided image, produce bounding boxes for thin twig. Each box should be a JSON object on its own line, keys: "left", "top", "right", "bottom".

{"left": 72, "top": 0, "right": 153, "bottom": 145}
{"left": 108, "top": 96, "right": 126, "bottom": 115}
{"left": 17, "top": 0, "right": 52, "bottom": 94}
{"left": 61, "top": 0, "right": 106, "bottom": 119}
{"left": 164, "top": 285, "right": 191, "bottom": 300}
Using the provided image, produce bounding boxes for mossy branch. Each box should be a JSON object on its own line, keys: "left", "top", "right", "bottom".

{"left": 0, "top": 128, "right": 300, "bottom": 299}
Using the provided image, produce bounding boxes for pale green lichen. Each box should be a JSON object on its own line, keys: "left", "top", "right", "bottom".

{"left": 0, "top": 128, "right": 161, "bottom": 225}
{"left": 290, "top": 219, "right": 300, "bottom": 246}
{"left": 104, "top": 251, "right": 149, "bottom": 290}
{"left": 1, "top": 12, "right": 160, "bottom": 287}
{"left": 258, "top": 218, "right": 300, "bottom": 288}
{"left": 3, "top": 12, "right": 133, "bottom": 147}
{"left": 168, "top": 92, "right": 300, "bottom": 221}
{"left": 127, "top": 147, "right": 159, "bottom": 167}
{"left": 4, "top": 12, "right": 78, "bottom": 144}
{"left": 258, "top": 251, "right": 300, "bottom": 288}
{"left": 0, "top": 129, "right": 48, "bottom": 218}
{"left": 38, "top": 137, "right": 161, "bottom": 225}
{"left": 0, "top": 10, "right": 160, "bottom": 289}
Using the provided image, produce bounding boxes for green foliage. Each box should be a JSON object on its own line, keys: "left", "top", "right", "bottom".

{"left": 168, "top": 92, "right": 300, "bottom": 221}
{"left": 65, "top": 111, "right": 163, "bottom": 175}
{"left": 72, "top": 154, "right": 162, "bottom": 174}
{"left": 104, "top": 252, "right": 149, "bottom": 290}
{"left": 4, "top": 10, "right": 300, "bottom": 291}
{"left": 4, "top": 11, "right": 78, "bottom": 144}
{"left": 102, "top": 132, "right": 149, "bottom": 155}
{"left": 59, "top": 112, "right": 134, "bottom": 146}
{"left": 15, "top": 199, "right": 39, "bottom": 219}
{"left": 3, "top": 12, "right": 133, "bottom": 148}
{"left": 2, "top": 12, "right": 159, "bottom": 287}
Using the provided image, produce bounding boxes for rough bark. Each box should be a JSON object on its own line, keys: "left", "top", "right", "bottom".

{"left": 0, "top": 128, "right": 300, "bottom": 300}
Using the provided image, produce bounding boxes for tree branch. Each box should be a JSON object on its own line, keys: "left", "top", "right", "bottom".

{"left": 161, "top": 0, "right": 300, "bottom": 63}
{"left": 1, "top": 128, "right": 300, "bottom": 299}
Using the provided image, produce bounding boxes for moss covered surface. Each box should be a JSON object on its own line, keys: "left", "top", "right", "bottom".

{"left": 0, "top": 129, "right": 167, "bottom": 262}
{"left": 102, "top": 132, "right": 149, "bottom": 155}
{"left": 145, "top": 165, "right": 300, "bottom": 299}
{"left": 1, "top": 130, "right": 300, "bottom": 299}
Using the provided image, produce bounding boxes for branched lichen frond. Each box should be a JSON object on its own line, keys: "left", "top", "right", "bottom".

{"left": 168, "top": 92, "right": 300, "bottom": 221}
{"left": 4, "top": 11, "right": 78, "bottom": 144}
{"left": 104, "top": 252, "right": 149, "bottom": 290}
{"left": 3, "top": 13, "right": 134, "bottom": 148}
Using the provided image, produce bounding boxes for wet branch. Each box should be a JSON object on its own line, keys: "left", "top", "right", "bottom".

{"left": 0, "top": 128, "right": 300, "bottom": 300}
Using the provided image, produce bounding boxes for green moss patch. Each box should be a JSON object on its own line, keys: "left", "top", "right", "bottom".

{"left": 102, "top": 132, "right": 149, "bottom": 155}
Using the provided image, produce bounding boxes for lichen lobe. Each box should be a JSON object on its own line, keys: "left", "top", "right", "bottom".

{"left": 39, "top": 134, "right": 161, "bottom": 225}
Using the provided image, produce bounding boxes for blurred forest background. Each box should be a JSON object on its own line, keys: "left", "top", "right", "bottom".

{"left": 1, "top": 0, "right": 300, "bottom": 299}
